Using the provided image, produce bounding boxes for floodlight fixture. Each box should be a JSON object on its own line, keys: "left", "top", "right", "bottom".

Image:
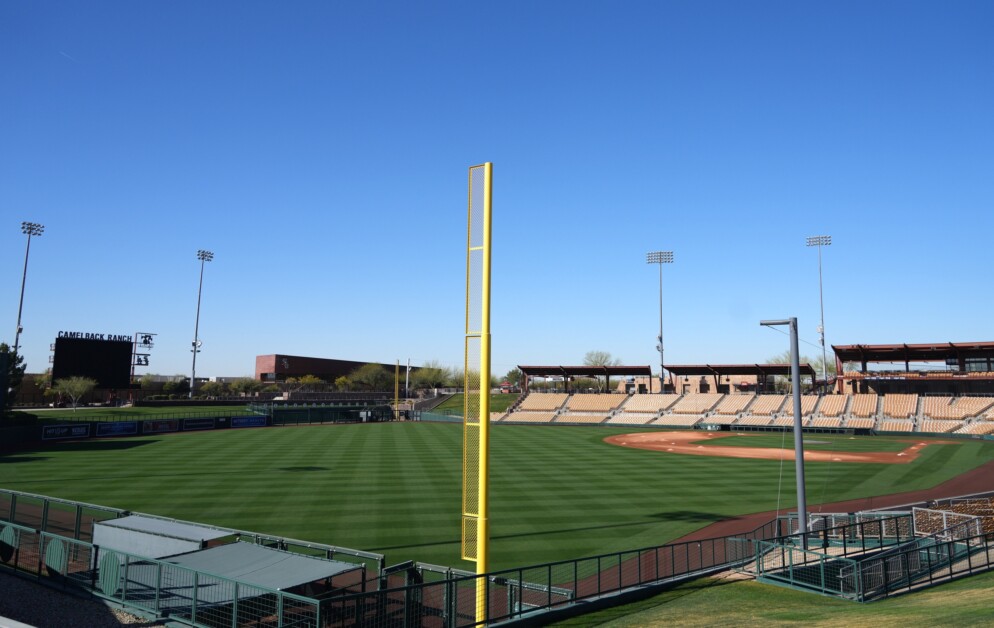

{"left": 646, "top": 250, "right": 675, "bottom": 391}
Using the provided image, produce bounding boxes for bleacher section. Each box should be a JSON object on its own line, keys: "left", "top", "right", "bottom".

{"left": 500, "top": 391, "right": 994, "bottom": 434}
{"left": 920, "top": 420, "right": 964, "bottom": 434}
{"left": 850, "top": 394, "right": 878, "bottom": 418}
{"left": 555, "top": 414, "right": 608, "bottom": 424}
{"left": 504, "top": 411, "right": 558, "bottom": 423}
{"left": 713, "top": 394, "right": 754, "bottom": 415}
{"left": 878, "top": 420, "right": 915, "bottom": 432}
{"left": 845, "top": 418, "right": 876, "bottom": 429}
{"left": 671, "top": 393, "right": 722, "bottom": 414}
{"left": 818, "top": 395, "right": 847, "bottom": 417}
{"left": 883, "top": 394, "right": 918, "bottom": 418}
{"left": 749, "top": 395, "right": 786, "bottom": 416}
{"left": 565, "top": 394, "right": 626, "bottom": 413}
{"left": 923, "top": 396, "right": 994, "bottom": 420}
{"left": 517, "top": 393, "right": 569, "bottom": 411}
{"left": 623, "top": 394, "right": 680, "bottom": 413}
{"left": 654, "top": 415, "right": 701, "bottom": 427}
{"left": 606, "top": 412, "right": 658, "bottom": 425}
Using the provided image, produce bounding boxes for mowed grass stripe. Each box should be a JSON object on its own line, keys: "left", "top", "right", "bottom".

{"left": 3, "top": 423, "right": 994, "bottom": 570}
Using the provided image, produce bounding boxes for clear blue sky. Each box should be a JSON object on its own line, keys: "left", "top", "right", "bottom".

{"left": 2, "top": 1, "right": 992, "bottom": 380}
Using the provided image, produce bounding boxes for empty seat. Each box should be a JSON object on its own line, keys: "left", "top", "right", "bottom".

{"left": 622, "top": 394, "right": 681, "bottom": 413}
{"left": 818, "top": 395, "right": 848, "bottom": 417}
{"left": 671, "top": 393, "right": 723, "bottom": 414}
{"left": 518, "top": 393, "right": 569, "bottom": 411}
{"left": 883, "top": 394, "right": 918, "bottom": 418}
{"left": 750, "top": 395, "right": 786, "bottom": 416}
{"left": 713, "top": 394, "right": 754, "bottom": 415}
{"left": 565, "top": 394, "right": 625, "bottom": 412}
{"left": 850, "top": 394, "right": 878, "bottom": 418}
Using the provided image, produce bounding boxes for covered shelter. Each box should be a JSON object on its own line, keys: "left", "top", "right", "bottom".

{"left": 120, "top": 542, "right": 367, "bottom": 617}
{"left": 664, "top": 364, "right": 816, "bottom": 394}
{"left": 833, "top": 341, "right": 994, "bottom": 394}
{"left": 517, "top": 365, "right": 653, "bottom": 393}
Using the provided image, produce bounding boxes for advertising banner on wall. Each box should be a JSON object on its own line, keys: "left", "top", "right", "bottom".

{"left": 95, "top": 421, "right": 139, "bottom": 437}
{"left": 231, "top": 416, "right": 268, "bottom": 428}
{"left": 42, "top": 424, "right": 92, "bottom": 440}
{"left": 183, "top": 418, "right": 216, "bottom": 431}
{"left": 143, "top": 419, "right": 180, "bottom": 434}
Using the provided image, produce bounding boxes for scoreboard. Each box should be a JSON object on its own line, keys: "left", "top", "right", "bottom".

{"left": 52, "top": 336, "right": 133, "bottom": 389}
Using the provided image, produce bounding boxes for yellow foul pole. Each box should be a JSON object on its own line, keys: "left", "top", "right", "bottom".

{"left": 462, "top": 162, "right": 493, "bottom": 624}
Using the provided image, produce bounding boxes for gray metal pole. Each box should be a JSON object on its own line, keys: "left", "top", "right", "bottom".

{"left": 817, "top": 245, "right": 827, "bottom": 384}
{"left": 658, "top": 262, "right": 664, "bottom": 391}
{"left": 12, "top": 233, "right": 33, "bottom": 358}
{"left": 761, "top": 317, "right": 809, "bottom": 538}
{"left": 789, "top": 317, "right": 808, "bottom": 537}
{"left": 190, "top": 257, "right": 206, "bottom": 399}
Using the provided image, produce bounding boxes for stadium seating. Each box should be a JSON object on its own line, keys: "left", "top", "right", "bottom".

{"left": 622, "top": 394, "right": 680, "bottom": 413}
{"left": 920, "top": 396, "right": 952, "bottom": 419}
{"left": 504, "top": 411, "right": 557, "bottom": 423}
{"left": 706, "top": 414, "right": 738, "bottom": 425}
{"left": 878, "top": 420, "right": 915, "bottom": 432}
{"left": 850, "top": 394, "right": 878, "bottom": 418}
{"left": 749, "top": 395, "right": 786, "bottom": 416}
{"left": 518, "top": 393, "right": 569, "bottom": 411}
{"left": 605, "top": 412, "right": 658, "bottom": 425}
{"left": 845, "top": 418, "right": 876, "bottom": 429}
{"left": 671, "top": 393, "right": 723, "bottom": 414}
{"left": 769, "top": 395, "right": 817, "bottom": 416}
{"left": 566, "top": 394, "right": 626, "bottom": 412}
{"left": 555, "top": 414, "right": 608, "bottom": 424}
{"left": 737, "top": 415, "right": 773, "bottom": 426}
{"left": 959, "top": 422, "right": 994, "bottom": 435}
{"left": 713, "top": 394, "right": 754, "bottom": 415}
{"left": 772, "top": 416, "right": 794, "bottom": 427}
{"left": 653, "top": 415, "right": 701, "bottom": 427}
{"left": 920, "top": 420, "right": 964, "bottom": 434}
{"left": 883, "top": 394, "right": 918, "bottom": 418}
{"left": 818, "top": 395, "right": 847, "bottom": 417}
{"left": 808, "top": 417, "right": 844, "bottom": 428}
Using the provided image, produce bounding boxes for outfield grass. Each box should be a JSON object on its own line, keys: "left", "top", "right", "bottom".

{"left": 1, "top": 422, "right": 993, "bottom": 571}
{"left": 430, "top": 393, "right": 519, "bottom": 415}
{"left": 554, "top": 570, "right": 994, "bottom": 627}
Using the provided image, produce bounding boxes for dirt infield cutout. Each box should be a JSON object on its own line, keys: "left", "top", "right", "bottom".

{"left": 604, "top": 431, "right": 951, "bottom": 464}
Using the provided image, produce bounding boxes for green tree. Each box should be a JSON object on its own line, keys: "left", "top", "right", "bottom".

{"left": 349, "top": 363, "right": 392, "bottom": 391}
{"left": 503, "top": 368, "right": 523, "bottom": 387}
{"left": 198, "top": 381, "right": 226, "bottom": 398}
{"left": 285, "top": 374, "right": 325, "bottom": 392}
{"left": 583, "top": 350, "right": 621, "bottom": 367}
{"left": 410, "top": 360, "right": 451, "bottom": 390}
{"left": 334, "top": 376, "right": 352, "bottom": 391}
{"left": 229, "top": 377, "right": 262, "bottom": 396}
{"left": 52, "top": 376, "right": 98, "bottom": 412}
{"left": 1, "top": 343, "right": 26, "bottom": 415}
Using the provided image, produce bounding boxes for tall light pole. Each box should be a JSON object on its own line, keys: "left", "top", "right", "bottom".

{"left": 190, "top": 249, "right": 213, "bottom": 398}
{"left": 760, "top": 317, "right": 808, "bottom": 537}
{"left": 646, "top": 251, "right": 674, "bottom": 392}
{"left": 13, "top": 222, "right": 45, "bottom": 358}
{"left": 806, "top": 235, "right": 831, "bottom": 385}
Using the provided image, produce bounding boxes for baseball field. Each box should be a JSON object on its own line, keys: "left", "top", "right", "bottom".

{"left": 3, "top": 419, "right": 994, "bottom": 573}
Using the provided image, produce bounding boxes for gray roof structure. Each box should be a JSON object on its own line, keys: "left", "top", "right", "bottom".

{"left": 163, "top": 542, "right": 359, "bottom": 591}
{"left": 98, "top": 515, "right": 232, "bottom": 543}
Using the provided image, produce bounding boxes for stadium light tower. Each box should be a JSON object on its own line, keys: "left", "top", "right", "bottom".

{"left": 806, "top": 235, "right": 831, "bottom": 384}
{"left": 646, "top": 251, "right": 674, "bottom": 392}
{"left": 13, "top": 222, "right": 44, "bottom": 359}
{"left": 760, "top": 317, "right": 808, "bottom": 537}
{"left": 190, "top": 249, "right": 213, "bottom": 399}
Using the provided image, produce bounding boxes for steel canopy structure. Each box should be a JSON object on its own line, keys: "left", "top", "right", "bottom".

{"left": 517, "top": 365, "right": 653, "bottom": 393}
{"left": 664, "top": 363, "right": 817, "bottom": 393}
